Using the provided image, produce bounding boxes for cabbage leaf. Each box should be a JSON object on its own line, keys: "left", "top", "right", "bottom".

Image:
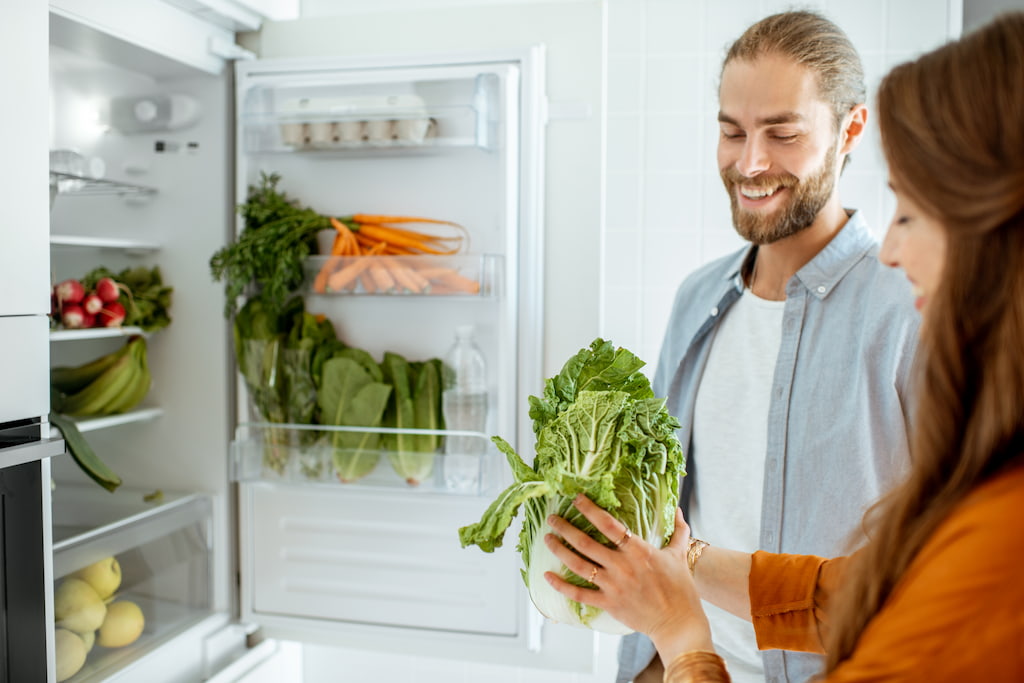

{"left": 458, "top": 338, "right": 684, "bottom": 633}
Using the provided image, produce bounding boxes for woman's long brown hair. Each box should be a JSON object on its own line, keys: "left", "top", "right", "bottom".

{"left": 824, "top": 12, "right": 1024, "bottom": 673}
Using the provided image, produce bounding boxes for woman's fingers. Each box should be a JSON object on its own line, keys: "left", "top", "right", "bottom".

{"left": 543, "top": 531, "right": 601, "bottom": 582}
{"left": 545, "top": 512, "right": 617, "bottom": 566}
{"left": 571, "top": 494, "right": 633, "bottom": 546}
{"left": 544, "top": 569, "right": 610, "bottom": 609}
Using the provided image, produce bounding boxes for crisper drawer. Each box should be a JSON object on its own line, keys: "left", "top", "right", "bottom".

{"left": 51, "top": 485, "right": 214, "bottom": 683}
{"left": 241, "top": 482, "right": 519, "bottom": 636}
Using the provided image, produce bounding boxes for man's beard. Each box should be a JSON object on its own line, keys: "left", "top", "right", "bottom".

{"left": 721, "top": 142, "right": 837, "bottom": 245}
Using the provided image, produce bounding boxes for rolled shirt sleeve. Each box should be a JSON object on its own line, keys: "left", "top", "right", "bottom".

{"left": 749, "top": 551, "right": 851, "bottom": 653}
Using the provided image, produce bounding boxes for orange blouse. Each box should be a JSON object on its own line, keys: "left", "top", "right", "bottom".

{"left": 746, "top": 464, "right": 1024, "bottom": 682}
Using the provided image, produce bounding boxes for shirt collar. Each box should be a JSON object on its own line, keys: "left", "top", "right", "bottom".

{"left": 721, "top": 210, "right": 877, "bottom": 300}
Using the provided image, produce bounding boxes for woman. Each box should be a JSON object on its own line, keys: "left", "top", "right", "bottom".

{"left": 542, "top": 12, "right": 1024, "bottom": 683}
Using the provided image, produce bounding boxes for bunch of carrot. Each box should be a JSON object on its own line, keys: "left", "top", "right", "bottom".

{"left": 312, "top": 214, "right": 481, "bottom": 295}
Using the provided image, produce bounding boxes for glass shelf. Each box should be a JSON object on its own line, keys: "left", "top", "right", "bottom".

{"left": 50, "top": 171, "right": 156, "bottom": 198}
{"left": 231, "top": 422, "right": 496, "bottom": 496}
{"left": 50, "top": 235, "right": 161, "bottom": 252}
{"left": 49, "top": 408, "right": 164, "bottom": 439}
{"left": 50, "top": 327, "right": 147, "bottom": 342}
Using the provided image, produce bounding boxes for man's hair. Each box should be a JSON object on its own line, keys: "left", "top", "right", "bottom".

{"left": 722, "top": 10, "right": 866, "bottom": 129}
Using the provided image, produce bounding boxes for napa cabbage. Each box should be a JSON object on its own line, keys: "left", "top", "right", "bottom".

{"left": 458, "top": 338, "right": 685, "bottom": 633}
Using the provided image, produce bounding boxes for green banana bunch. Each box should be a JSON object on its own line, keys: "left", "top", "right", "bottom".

{"left": 50, "top": 342, "right": 132, "bottom": 395}
{"left": 51, "top": 337, "right": 151, "bottom": 417}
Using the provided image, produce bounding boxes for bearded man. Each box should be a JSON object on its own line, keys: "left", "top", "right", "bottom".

{"left": 617, "top": 11, "right": 920, "bottom": 683}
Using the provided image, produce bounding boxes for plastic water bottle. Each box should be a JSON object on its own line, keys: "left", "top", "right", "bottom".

{"left": 442, "top": 325, "right": 488, "bottom": 492}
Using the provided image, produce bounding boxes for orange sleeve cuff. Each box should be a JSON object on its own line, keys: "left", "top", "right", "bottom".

{"left": 749, "top": 550, "right": 829, "bottom": 653}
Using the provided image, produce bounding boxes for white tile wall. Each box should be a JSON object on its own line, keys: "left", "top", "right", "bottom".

{"left": 600, "top": 0, "right": 959, "bottom": 370}
{"left": 280, "top": 1, "right": 960, "bottom": 682}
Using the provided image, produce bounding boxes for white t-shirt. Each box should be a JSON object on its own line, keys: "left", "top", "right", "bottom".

{"left": 689, "top": 288, "right": 785, "bottom": 683}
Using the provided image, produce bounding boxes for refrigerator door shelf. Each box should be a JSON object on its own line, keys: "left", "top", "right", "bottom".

{"left": 51, "top": 485, "right": 215, "bottom": 682}
{"left": 239, "top": 70, "right": 501, "bottom": 153}
{"left": 305, "top": 253, "right": 499, "bottom": 297}
{"left": 231, "top": 422, "right": 496, "bottom": 497}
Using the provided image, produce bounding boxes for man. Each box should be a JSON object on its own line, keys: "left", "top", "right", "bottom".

{"left": 617, "top": 11, "right": 919, "bottom": 683}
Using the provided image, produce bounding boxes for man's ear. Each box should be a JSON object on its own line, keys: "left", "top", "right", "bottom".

{"left": 839, "top": 103, "right": 868, "bottom": 155}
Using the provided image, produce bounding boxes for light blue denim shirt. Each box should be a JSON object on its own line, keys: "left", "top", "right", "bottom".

{"left": 617, "top": 211, "right": 920, "bottom": 683}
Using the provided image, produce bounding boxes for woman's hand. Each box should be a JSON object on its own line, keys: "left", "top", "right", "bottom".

{"left": 543, "top": 494, "right": 715, "bottom": 661}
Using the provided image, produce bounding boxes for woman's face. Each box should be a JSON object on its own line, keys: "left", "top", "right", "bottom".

{"left": 879, "top": 183, "right": 948, "bottom": 312}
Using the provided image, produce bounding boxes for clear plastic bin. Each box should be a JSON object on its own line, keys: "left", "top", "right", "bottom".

{"left": 231, "top": 422, "right": 494, "bottom": 495}
{"left": 51, "top": 486, "right": 213, "bottom": 682}
{"left": 304, "top": 253, "right": 498, "bottom": 297}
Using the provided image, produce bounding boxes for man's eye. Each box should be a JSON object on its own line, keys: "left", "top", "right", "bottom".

{"left": 772, "top": 134, "right": 797, "bottom": 141}
{"left": 722, "top": 131, "right": 745, "bottom": 140}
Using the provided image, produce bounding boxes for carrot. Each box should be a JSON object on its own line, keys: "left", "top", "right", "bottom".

{"left": 347, "top": 214, "right": 463, "bottom": 228}
{"left": 369, "top": 262, "right": 395, "bottom": 291}
{"left": 383, "top": 258, "right": 424, "bottom": 294}
{"left": 354, "top": 223, "right": 460, "bottom": 255}
{"left": 404, "top": 264, "right": 431, "bottom": 291}
{"left": 359, "top": 270, "right": 377, "bottom": 294}
{"left": 325, "top": 243, "right": 385, "bottom": 291}
{"left": 432, "top": 269, "right": 481, "bottom": 294}
{"left": 326, "top": 259, "right": 368, "bottom": 292}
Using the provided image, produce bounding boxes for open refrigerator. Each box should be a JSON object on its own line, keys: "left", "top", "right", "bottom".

{"left": 43, "top": 3, "right": 601, "bottom": 681}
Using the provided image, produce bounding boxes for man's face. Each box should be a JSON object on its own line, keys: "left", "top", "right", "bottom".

{"left": 717, "top": 54, "right": 842, "bottom": 244}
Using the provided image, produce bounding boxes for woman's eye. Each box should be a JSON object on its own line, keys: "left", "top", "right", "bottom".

{"left": 895, "top": 215, "right": 912, "bottom": 226}
{"left": 721, "top": 130, "right": 744, "bottom": 140}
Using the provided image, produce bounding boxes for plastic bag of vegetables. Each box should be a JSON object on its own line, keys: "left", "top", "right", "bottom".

{"left": 458, "top": 338, "right": 684, "bottom": 633}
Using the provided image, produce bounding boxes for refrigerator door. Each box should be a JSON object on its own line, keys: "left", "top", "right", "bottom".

{"left": 232, "top": 49, "right": 546, "bottom": 662}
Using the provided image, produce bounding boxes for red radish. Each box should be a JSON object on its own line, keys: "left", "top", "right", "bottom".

{"left": 95, "top": 277, "right": 121, "bottom": 303}
{"left": 97, "top": 301, "right": 126, "bottom": 327}
{"left": 82, "top": 293, "right": 104, "bottom": 315}
{"left": 61, "top": 305, "right": 88, "bottom": 329}
{"left": 55, "top": 279, "right": 85, "bottom": 304}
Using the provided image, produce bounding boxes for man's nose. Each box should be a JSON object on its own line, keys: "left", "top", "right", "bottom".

{"left": 736, "top": 136, "right": 770, "bottom": 177}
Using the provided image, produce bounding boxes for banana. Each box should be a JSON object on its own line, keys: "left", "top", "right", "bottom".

{"left": 51, "top": 343, "right": 132, "bottom": 395}
{"left": 57, "top": 353, "right": 138, "bottom": 417}
{"left": 104, "top": 340, "right": 151, "bottom": 414}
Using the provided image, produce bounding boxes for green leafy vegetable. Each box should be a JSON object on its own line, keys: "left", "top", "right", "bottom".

{"left": 317, "top": 357, "right": 393, "bottom": 483}
{"left": 381, "top": 353, "right": 445, "bottom": 485}
{"left": 234, "top": 297, "right": 327, "bottom": 475}
{"left": 458, "top": 338, "right": 684, "bottom": 634}
{"left": 82, "top": 265, "right": 173, "bottom": 332}
{"left": 210, "top": 172, "right": 331, "bottom": 318}
{"left": 50, "top": 413, "right": 121, "bottom": 492}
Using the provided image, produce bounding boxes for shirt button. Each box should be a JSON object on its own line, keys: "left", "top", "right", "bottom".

{"left": 817, "top": 285, "right": 827, "bottom": 294}
{"left": 765, "top": 532, "right": 775, "bottom": 545}
{"left": 710, "top": 306, "right": 719, "bottom": 316}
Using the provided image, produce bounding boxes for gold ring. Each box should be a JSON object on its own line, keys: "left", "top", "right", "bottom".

{"left": 588, "top": 566, "right": 599, "bottom": 583}
{"left": 616, "top": 528, "right": 632, "bottom": 548}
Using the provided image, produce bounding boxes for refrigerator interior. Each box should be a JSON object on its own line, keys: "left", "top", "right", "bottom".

{"left": 47, "top": 16, "right": 238, "bottom": 682}
{"left": 45, "top": 9, "right": 584, "bottom": 678}
{"left": 229, "top": 51, "right": 548, "bottom": 661}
